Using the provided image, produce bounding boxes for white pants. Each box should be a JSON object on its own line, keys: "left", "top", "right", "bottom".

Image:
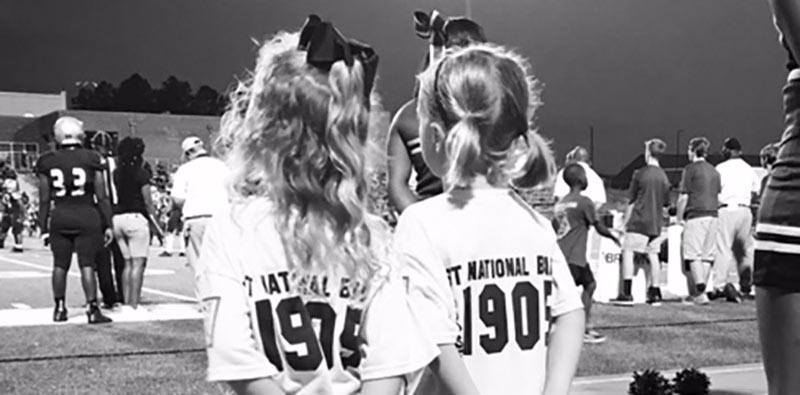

{"left": 713, "top": 206, "right": 754, "bottom": 290}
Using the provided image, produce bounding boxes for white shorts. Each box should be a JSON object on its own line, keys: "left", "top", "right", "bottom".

{"left": 622, "top": 232, "right": 662, "bottom": 254}
{"left": 113, "top": 213, "right": 150, "bottom": 259}
{"left": 683, "top": 216, "right": 718, "bottom": 261}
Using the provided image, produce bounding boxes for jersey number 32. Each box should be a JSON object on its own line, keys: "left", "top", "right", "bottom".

{"left": 50, "top": 168, "right": 87, "bottom": 197}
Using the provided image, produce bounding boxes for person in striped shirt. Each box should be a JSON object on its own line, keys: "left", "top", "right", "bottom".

{"left": 757, "top": 1, "right": 800, "bottom": 393}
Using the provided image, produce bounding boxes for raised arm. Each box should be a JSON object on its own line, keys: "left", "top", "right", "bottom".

{"left": 771, "top": 0, "right": 800, "bottom": 58}
{"left": 387, "top": 106, "right": 419, "bottom": 213}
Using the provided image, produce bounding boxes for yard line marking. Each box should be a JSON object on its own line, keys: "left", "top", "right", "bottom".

{"left": 0, "top": 271, "right": 50, "bottom": 279}
{"left": 0, "top": 302, "right": 201, "bottom": 327}
{"left": 0, "top": 255, "right": 196, "bottom": 303}
{"left": 11, "top": 303, "right": 31, "bottom": 309}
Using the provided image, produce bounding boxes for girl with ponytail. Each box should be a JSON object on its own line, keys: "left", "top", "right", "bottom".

{"left": 197, "top": 16, "right": 436, "bottom": 395}
{"left": 395, "top": 43, "right": 585, "bottom": 395}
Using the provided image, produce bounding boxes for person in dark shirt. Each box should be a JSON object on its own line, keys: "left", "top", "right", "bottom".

{"left": 614, "top": 139, "right": 671, "bottom": 306}
{"left": 0, "top": 178, "right": 25, "bottom": 252}
{"left": 675, "top": 137, "right": 720, "bottom": 305}
{"left": 553, "top": 163, "right": 619, "bottom": 344}
{"left": 386, "top": 12, "right": 486, "bottom": 214}
{"left": 112, "top": 137, "right": 161, "bottom": 313}
{"left": 755, "top": 3, "right": 800, "bottom": 392}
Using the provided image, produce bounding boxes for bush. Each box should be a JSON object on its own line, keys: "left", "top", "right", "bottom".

{"left": 629, "top": 369, "right": 673, "bottom": 395}
{"left": 672, "top": 368, "right": 710, "bottom": 395}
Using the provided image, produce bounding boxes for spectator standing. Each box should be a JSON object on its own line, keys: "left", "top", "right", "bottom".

{"left": 675, "top": 137, "right": 720, "bottom": 305}
{"left": 553, "top": 146, "right": 607, "bottom": 207}
{"left": 713, "top": 138, "right": 759, "bottom": 302}
{"left": 613, "top": 139, "right": 671, "bottom": 306}
{"left": 553, "top": 163, "right": 620, "bottom": 344}
{"left": 91, "top": 131, "right": 125, "bottom": 308}
{"left": 171, "top": 136, "right": 228, "bottom": 297}
{"left": 112, "top": 137, "right": 161, "bottom": 314}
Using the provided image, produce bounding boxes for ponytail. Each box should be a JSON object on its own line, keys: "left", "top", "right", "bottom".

{"left": 510, "top": 131, "right": 555, "bottom": 189}
{"left": 444, "top": 117, "right": 482, "bottom": 189}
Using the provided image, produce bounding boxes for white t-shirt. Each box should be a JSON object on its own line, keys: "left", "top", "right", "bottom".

{"left": 553, "top": 161, "right": 606, "bottom": 205}
{"left": 394, "top": 188, "right": 583, "bottom": 395}
{"left": 716, "top": 158, "right": 759, "bottom": 207}
{"left": 197, "top": 198, "right": 437, "bottom": 394}
{"left": 172, "top": 155, "right": 229, "bottom": 219}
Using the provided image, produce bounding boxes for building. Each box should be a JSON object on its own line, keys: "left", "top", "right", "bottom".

{"left": 0, "top": 91, "right": 67, "bottom": 118}
{"left": 0, "top": 91, "right": 220, "bottom": 172}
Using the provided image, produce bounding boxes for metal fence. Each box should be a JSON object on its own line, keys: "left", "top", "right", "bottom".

{"left": 0, "top": 141, "right": 39, "bottom": 172}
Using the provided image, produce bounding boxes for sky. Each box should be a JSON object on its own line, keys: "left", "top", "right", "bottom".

{"left": 0, "top": 0, "right": 789, "bottom": 174}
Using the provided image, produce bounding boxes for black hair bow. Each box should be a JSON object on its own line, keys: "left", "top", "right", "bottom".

{"left": 413, "top": 10, "right": 447, "bottom": 46}
{"left": 298, "top": 15, "right": 379, "bottom": 102}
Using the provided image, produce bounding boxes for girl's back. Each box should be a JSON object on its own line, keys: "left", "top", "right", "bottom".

{"left": 396, "top": 189, "right": 581, "bottom": 394}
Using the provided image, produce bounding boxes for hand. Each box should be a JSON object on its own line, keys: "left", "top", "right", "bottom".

{"left": 41, "top": 232, "right": 49, "bottom": 247}
{"left": 103, "top": 228, "right": 113, "bottom": 247}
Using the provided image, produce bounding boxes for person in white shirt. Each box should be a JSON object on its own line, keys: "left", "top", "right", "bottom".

{"left": 713, "top": 137, "right": 759, "bottom": 302}
{"left": 399, "top": 42, "right": 584, "bottom": 395}
{"left": 171, "top": 136, "right": 229, "bottom": 297}
{"left": 196, "top": 17, "right": 437, "bottom": 395}
{"left": 553, "top": 146, "right": 606, "bottom": 207}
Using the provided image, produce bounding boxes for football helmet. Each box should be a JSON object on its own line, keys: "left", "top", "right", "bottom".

{"left": 53, "top": 116, "right": 85, "bottom": 146}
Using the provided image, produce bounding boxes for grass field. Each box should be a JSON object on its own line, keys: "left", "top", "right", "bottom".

{"left": 0, "top": 300, "right": 760, "bottom": 394}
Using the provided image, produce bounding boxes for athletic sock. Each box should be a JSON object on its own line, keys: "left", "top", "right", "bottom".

{"left": 623, "top": 280, "right": 632, "bottom": 296}
{"left": 695, "top": 283, "right": 706, "bottom": 294}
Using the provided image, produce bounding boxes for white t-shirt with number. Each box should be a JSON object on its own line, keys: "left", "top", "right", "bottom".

{"left": 395, "top": 188, "right": 583, "bottom": 395}
{"left": 197, "top": 198, "right": 437, "bottom": 394}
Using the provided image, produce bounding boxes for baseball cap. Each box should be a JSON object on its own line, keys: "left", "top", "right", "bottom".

{"left": 723, "top": 137, "right": 742, "bottom": 151}
{"left": 181, "top": 136, "right": 204, "bottom": 154}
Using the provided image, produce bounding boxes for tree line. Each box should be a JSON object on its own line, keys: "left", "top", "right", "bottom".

{"left": 71, "top": 74, "right": 226, "bottom": 116}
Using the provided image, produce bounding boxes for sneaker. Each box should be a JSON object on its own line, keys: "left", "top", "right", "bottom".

{"left": 707, "top": 289, "right": 723, "bottom": 301}
{"left": 611, "top": 294, "right": 634, "bottom": 306}
{"left": 178, "top": 252, "right": 186, "bottom": 257}
{"left": 646, "top": 288, "right": 662, "bottom": 306}
{"left": 584, "top": 330, "right": 607, "bottom": 344}
{"left": 53, "top": 305, "right": 68, "bottom": 322}
{"left": 86, "top": 306, "right": 112, "bottom": 324}
{"left": 11, "top": 246, "right": 23, "bottom": 253}
{"left": 158, "top": 251, "right": 172, "bottom": 257}
{"left": 723, "top": 283, "right": 742, "bottom": 304}
{"left": 741, "top": 291, "right": 755, "bottom": 301}
{"left": 683, "top": 293, "right": 710, "bottom": 306}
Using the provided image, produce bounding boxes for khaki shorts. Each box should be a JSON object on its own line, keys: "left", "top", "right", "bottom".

{"left": 683, "top": 216, "right": 718, "bottom": 261}
{"left": 113, "top": 213, "right": 150, "bottom": 259}
{"left": 622, "top": 232, "right": 663, "bottom": 254}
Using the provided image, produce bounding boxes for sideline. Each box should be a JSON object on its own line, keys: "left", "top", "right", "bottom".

{"left": 0, "top": 255, "right": 196, "bottom": 303}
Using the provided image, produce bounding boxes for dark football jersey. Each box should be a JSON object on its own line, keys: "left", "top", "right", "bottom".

{"left": 36, "top": 147, "right": 105, "bottom": 233}
{"left": 35, "top": 148, "right": 104, "bottom": 207}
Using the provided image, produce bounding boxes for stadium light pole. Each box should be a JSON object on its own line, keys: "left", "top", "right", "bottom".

{"left": 675, "top": 129, "right": 684, "bottom": 155}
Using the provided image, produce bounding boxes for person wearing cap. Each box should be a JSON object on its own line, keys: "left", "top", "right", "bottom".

{"left": 171, "top": 136, "right": 228, "bottom": 297}
{"left": 554, "top": 146, "right": 607, "bottom": 208}
{"left": 712, "top": 137, "right": 759, "bottom": 302}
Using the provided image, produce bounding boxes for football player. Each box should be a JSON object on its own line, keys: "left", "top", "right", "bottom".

{"left": 0, "top": 178, "right": 25, "bottom": 252}
{"left": 37, "top": 116, "right": 113, "bottom": 324}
